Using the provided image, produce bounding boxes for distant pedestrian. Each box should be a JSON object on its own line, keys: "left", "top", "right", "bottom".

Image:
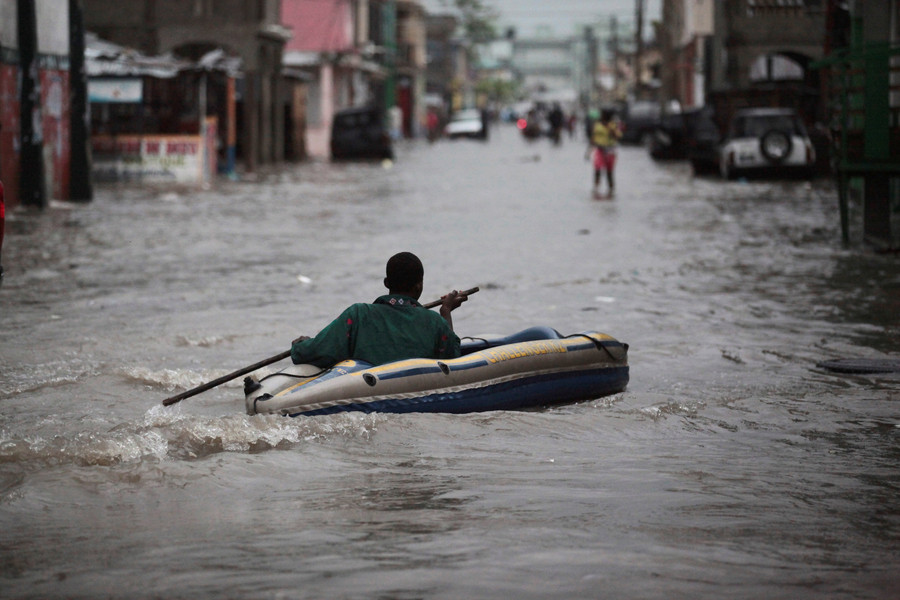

{"left": 588, "top": 109, "right": 623, "bottom": 197}
{"left": 584, "top": 109, "right": 599, "bottom": 140}
{"left": 426, "top": 109, "right": 440, "bottom": 142}
{"left": 389, "top": 105, "right": 403, "bottom": 140}
{"left": 548, "top": 103, "right": 564, "bottom": 145}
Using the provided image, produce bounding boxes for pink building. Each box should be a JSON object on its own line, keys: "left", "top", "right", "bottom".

{"left": 282, "top": 0, "right": 384, "bottom": 158}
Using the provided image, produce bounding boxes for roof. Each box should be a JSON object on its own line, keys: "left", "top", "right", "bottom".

{"left": 86, "top": 33, "right": 186, "bottom": 78}
{"left": 85, "top": 32, "right": 243, "bottom": 79}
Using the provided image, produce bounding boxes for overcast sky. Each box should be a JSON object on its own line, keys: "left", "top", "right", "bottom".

{"left": 422, "top": 0, "right": 662, "bottom": 39}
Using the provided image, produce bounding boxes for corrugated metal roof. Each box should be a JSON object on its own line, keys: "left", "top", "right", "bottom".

{"left": 85, "top": 32, "right": 242, "bottom": 79}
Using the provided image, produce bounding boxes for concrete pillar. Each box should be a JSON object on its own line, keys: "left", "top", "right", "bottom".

{"left": 244, "top": 71, "right": 258, "bottom": 172}
{"left": 69, "top": 0, "right": 92, "bottom": 201}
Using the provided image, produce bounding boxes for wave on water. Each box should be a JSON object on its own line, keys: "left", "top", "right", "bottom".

{"left": 122, "top": 366, "right": 245, "bottom": 391}
{"left": 174, "top": 334, "right": 238, "bottom": 348}
{"left": 0, "top": 358, "right": 101, "bottom": 399}
{"left": 638, "top": 397, "right": 706, "bottom": 421}
{"left": 0, "top": 406, "right": 382, "bottom": 470}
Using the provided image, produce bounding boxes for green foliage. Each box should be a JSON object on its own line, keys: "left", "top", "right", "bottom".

{"left": 443, "top": 0, "right": 498, "bottom": 44}
{"left": 474, "top": 77, "right": 520, "bottom": 103}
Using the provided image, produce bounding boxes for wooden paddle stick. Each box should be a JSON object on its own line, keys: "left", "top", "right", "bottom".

{"left": 161, "top": 286, "right": 479, "bottom": 407}
{"left": 422, "top": 286, "right": 479, "bottom": 308}
{"left": 162, "top": 351, "right": 291, "bottom": 406}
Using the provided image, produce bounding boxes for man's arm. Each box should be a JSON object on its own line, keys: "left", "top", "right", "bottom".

{"left": 290, "top": 306, "right": 357, "bottom": 367}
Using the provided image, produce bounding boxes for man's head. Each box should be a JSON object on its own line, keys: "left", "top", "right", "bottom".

{"left": 384, "top": 252, "right": 424, "bottom": 298}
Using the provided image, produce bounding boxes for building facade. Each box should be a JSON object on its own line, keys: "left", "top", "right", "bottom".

{"left": 709, "top": 0, "right": 825, "bottom": 94}
{"left": 282, "top": 0, "right": 384, "bottom": 158}
{"left": 0, "top": 0, "right": 74, "bottom": 210}
{"left": 425, "top": 13, "right": 467, "bottom": 113}
{"left": 395, "top": 0, "right": 426, "bottom": 137}
{"left": 83, "top": 0, "right": 290, "bottom": 171}
{"left": 660, "top": 0, "right": 714, "bottom": 110}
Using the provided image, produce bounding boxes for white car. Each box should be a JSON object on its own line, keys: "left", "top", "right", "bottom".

{"left": 444, "top": 109, "right": 486, "bottom": 139}
{"left": 719, "top": 108, "right": 815, "bottom": 179}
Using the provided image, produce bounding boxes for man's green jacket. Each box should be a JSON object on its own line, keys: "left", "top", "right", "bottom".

{"left": 291, "top": 294, "right": 461, "bottom": 367}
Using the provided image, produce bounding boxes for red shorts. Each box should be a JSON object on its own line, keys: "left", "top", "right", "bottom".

{"left": 593, "top": 147, "right": 617, "bottom": 170}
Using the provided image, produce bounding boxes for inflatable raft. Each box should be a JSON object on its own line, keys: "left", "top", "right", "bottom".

{"left": 244, "top": 327, "right": 629, "bottom": 417}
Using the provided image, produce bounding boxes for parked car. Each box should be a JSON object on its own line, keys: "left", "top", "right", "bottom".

{"left": 648, "top": 107, "right": 721, "bottom": 172}
{"left": 648, "top": 111, "right": 690, "bottom": 160}
{"left": 621, "top": 101, "right": 661, "bottom": 145}
{"left": 685, "top": 108, "right": 722, "bottom": 174}
{"left": 718, "top": 108, "right": 815, "bottom": 179}
{"left": 330, "top": 106, "right": 393, "bottom": 160}
{"left": 445, "top": 109, "right": 486, "bottom": 140}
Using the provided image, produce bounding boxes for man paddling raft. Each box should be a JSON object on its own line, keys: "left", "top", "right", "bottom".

{"left": 162, "top": 252, "right": 473, "bottom": 406}
{"left": 290, "top": 252, "right": 470, "bottom": 367}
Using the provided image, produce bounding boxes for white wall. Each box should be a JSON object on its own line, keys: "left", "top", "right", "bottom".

{"left": 0, "top": 0, "right": 70, "bottom": 54}
{"left": 0, "top": 0, "right": 17, "bottom": 48}
{"left": 36, "top": 0, "right": 69, "bottom": 55}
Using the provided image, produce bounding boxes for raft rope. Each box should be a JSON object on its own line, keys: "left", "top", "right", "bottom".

{"left": 258, "top": 368, "right": 328, "bottom": 383}
{"left": 564, "top": 332, "right": 604, "bottom": 349}
{"left": 564, "top": 333, "right": 629, "bottom": 360}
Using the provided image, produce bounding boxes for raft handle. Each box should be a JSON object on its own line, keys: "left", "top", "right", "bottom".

{"left": 363, "top": 373, "right": 378, "bottom": 387}
{"left": 566, "top": 333, "right": 628, "bottom": 361}
{"left": 244, "top": 376, "right": 262, "bottom": 394}
{"left": 252, "top": 393, "right": 273, "bottom": 414}
{"left": 437, "top": 362, "right": 451, "bottom": 375}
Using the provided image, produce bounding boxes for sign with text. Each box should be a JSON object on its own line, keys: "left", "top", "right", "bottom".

{"left": 89, "top": 78, "right": 143, "bottom": 103}
{"left": 92, "top": 134, "right": 209, "bottom": 184}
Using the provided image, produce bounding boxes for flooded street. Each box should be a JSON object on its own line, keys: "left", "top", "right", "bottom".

{"left": 1, "top": 124, "right": 898, "bottom": 599}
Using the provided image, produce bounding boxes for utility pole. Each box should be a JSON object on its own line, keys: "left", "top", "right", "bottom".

{"left": 18, "top": 0, "right": 47, "bottom": 208}
{"left": 635, "top": 0, "right": 644, "bottom": 98}
{"left": 383, "top": 0, "right": 397, "bottom": 114}
{"left": 611, "top": 15, "right": 619, "bottom": 99}
{"left": 69, "top": 0, "right": 93, "bottom": 201}
{"left": 584, "top": 26, "right": 597, "bottom": 108}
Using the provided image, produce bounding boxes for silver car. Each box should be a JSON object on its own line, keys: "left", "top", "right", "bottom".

{"left": 444, "top": 109, "right": 486, "bottom": 140}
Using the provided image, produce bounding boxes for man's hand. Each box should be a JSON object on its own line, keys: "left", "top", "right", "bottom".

{"left": 440, "top": 289, "right": 468, "bottom": 313}
{"left": 292, "top": 335, "right": 310, "bottom": 346}
{"left": 439, "top": 290, "right": 468, "bottom": 331}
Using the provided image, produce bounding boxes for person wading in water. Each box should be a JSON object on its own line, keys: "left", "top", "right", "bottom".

{"left": 588, "top": 109, "right": 623, "bottom": 197}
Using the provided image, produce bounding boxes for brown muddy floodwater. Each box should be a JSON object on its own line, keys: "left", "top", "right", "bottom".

{"left": 1, "top": 124, "right": 898, "bottom": 599}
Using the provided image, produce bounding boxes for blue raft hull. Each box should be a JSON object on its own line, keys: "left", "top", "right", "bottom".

{"left": 245, "top": 327, "right": 629, "bottom": 417}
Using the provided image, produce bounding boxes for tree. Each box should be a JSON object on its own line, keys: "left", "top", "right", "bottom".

{"left": 441, "top": 0, "right": 498, "bottom": 45}
{"left": 475, "top": 77, "right": 520, "bottom": 105}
